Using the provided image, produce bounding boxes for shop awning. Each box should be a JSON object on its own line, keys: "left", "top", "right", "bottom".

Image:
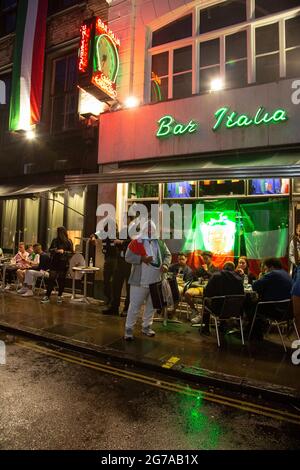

{"left": 0, "top": 184, "right": 61, "bottom": 198}
{"left": 65, "top": 151, "right": 300, "bottom": 185}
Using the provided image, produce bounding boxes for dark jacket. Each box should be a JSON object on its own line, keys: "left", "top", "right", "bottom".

{"left": 195, "top": 264, "right": 219, "bottom": 280}
{"left": 252, "top": 269, "right": 292, "bottom": 301}
{"left": 205, "top": 270, "right": 244, "bottom": 298}
{"left": 169, "top": 263, "right": 194, "bottom": 282}
{"left": 38, "top": 252, "right": 50, "bottom": 271}
{"left": 49, "top": 238, "right": 74, "bottom": 271}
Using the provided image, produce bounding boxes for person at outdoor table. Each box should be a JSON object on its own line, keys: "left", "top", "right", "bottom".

{"left": 249, "top": 258, "right": 293, "bottom": 339}
{"left": 4, "top": 242, "right": 30, "bottom": 290}
{"left": 185, "top": 251, "right": 219, "bottom": 324}
{"left": 16, "top": 244, "right": 39, "bottom": 289}
{"left": 235, "top": 256, "right": 256, "bottom": 285}
{"left": 18, "top": 244, "right": 50, "bottom": 297}
{"left": 169, "top": 253, "right": 194, "bottom": 295}
{"left": 41, "top": 227, "right": 74, "bottom": 304}
{"left": 0, "top": 247, "right": 3, "bottom": 259}
{"left": 289, "top": 223, "right": 300, "bottom": 333}
{"left": 200, "top": 261, "right": 244, "bottom": 336}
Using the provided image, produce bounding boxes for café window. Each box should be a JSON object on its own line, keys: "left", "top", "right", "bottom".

{"left": 249, "top": 179, "right": 290, "bottom": 196}
{"left": 199, "top": 180, "right": 245, "bottom": 197}
{"left": 255, "top": 22, "right": 280, "bottom": 84}
{"left": 255, "top": 0, "right": 300, "bottom": 18}
{"left": 24, "top": 198, "right": 39, "bottom": 246}
{"left": 50, "top": 53, "right": 78, "bottom": 133}
{"left": 152, "top": 15, "right": 192, "bottom": 47}
{"left": 67, "top": 188, "right": 85, "bottom": 248}
{"left": 164, "top": 182, "right": 196, "bottom": 199}
{"left": 285, "top": 15, "right": 300, "bottom": 78}
{"left": 1, "top": 199, "right": 17, "bottom": 251}
{"left": 0, "top": 0, "right": 17, "bottom": 38}
{"left": 128, "top": 183, "right": 159, "bottom": 199}
{"left": 47, "top": 191, "right": 65, "bottom": 247}
{"left": 48, "top": 0, "right": 81, "bottom": 16}
{"left": 199, "top": 0, "right": 247, "bottom": 34}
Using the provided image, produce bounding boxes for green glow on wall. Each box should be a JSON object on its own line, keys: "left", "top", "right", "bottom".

{"left": 213, "top": 106, "right": 288, "bottom": 131}
{"left": 156, "top": 115, "right": 198, "bottom": 139}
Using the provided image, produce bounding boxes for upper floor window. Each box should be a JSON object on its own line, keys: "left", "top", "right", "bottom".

{"left": 48, "top": 0, "right": 82, "bottom": 16}
{"left": 255, "top": 0, "right": 300, "bottom": 18}
{"left": 152, "top": 14, "right": 192, "bottom": 47}
{"left": 50, "top": 53, "right": 78, "bottom": 133}
{"left": 199, "top": 0, "right": 247, "bottom": 34}
{"left": 0, "top": 0, "right": 17, "bottom": 37}
{"left": 285, "top": 14, "right": 300, "bottom": 77}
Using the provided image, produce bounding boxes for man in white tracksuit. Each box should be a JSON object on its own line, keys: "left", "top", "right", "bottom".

{"left": 124, "top": 221, "right": 171, "bottom": 340}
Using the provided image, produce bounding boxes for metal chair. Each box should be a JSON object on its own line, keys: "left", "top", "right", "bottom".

{"left": 248, "top": 299, "right": 299, "bottom": 352}
{"left": 202, "top": 295, "right": 246, "bottom": 347}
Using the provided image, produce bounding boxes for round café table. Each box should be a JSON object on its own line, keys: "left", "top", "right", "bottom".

{"left": 71, "top": 266, "right": 100, "bottom": 304}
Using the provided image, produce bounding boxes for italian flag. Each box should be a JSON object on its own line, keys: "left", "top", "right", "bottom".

{"left": 9, "top": 0, "right": 48, "bottom": 131}
{"left": 240, "top": 199, "right": 289, "bottom": 275}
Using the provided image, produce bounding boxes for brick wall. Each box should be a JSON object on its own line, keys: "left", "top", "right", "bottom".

{"left": 0, "top": 0, "right": 108, "bottom": 70}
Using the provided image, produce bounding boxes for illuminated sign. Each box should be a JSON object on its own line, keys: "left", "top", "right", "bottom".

{"left": 78, "top": 17, "right": 120, "bottom": 102}
{"left": 156, "top": 115, "right": 198, "bottom": 139}
{"left": 200, "top": 213, "right": 236, "bottom": 254}
{"left": 213, "top": 106, "right": 288, "bottom": 131}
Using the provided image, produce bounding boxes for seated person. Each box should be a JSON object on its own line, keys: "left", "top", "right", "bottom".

{"left": 246, "top": 258, "right": 292, "bottom": 339}
{"left": 0, "top": 247, "right": 3, "bottom": 259}
{"left": 16, "top": 244, "right": 39, "bottom": 288}
{"left": 201, "top": 261, "right": 244, "bottom": 335}
{"left": 235, "top": 256, "right": 256, "bottom": 285}
{"left": 185, "top": 251, "right": 219, "bottom": 324}
{"left": 252, "top": 258, "right": 292, "bottom": 302}
{"left": 5, "top": 242, "right": 30, "bottom": 290}
{"left": 18, "top": 244, "right": 50, "bottom": 296}
{"left": 169, "top": 253, "right": 194, "bottom": 295}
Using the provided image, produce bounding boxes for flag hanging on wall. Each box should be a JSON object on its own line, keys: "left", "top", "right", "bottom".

{"left": 240, "top": 199, "right": 289, "bottom": 275}
{"left": 9, "top": 0, "right": 48, "bottom": 131}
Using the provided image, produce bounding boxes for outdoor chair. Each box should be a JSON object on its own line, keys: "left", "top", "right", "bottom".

{"left": 36, "top": 273, "right": 58, "bottom": 296}
{"left": 248, "top": 299, "right": 299, "bottom": 352}
{"left": 202, "top": 294, "right": 246, "bottom": 347}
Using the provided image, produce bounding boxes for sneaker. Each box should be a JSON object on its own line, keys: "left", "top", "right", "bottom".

{"left": 124, "top": 329, "right": 134, "bottom": 341}
{"left": 17, "top": 287, "right": 28, "bottom": 294}
{"left": 4, "top": 284, "right": 11, "bottom": 291}
{"left": 120, "top": 310, "right": 127, "bottom": 317}
{"left": 41, "top": 296, "right": 50, "bottom": 304}
{"left": 191, "top": 314, "right": 202, "bottom": 324}
{"left": 57, "top": 296, "right": 63, "bottom": 304}
{"left": 22, "top": 290, "right": 33, "bottom": 297}
{"left": 142, "top": 327, "right": 156, "bottom": 337}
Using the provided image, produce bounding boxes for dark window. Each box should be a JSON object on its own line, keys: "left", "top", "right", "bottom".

{"left": 200, "top": 0, "right": 247, "bottom": 34}
{"left": 255, "top": 0, "right": 300, "bottom": 18}
{"left": 173, "top": 45, "right": 192, "bottom": 100}
{"left": 225, "top": 31, "right": 247, "bottom": 89}
{"left": 199, "top": 180, "right": 245, "bottom": 197}
{"left": 48, "top": 0, "right": 81, "bottom": 16}
{"left": 173, "top": 72, "right": 192, "bottom": 99}
{"left": 286, "top": 47, "right": 300, "bottom": 77}
{"left": 0, "top": 73, "right": 11, "bottom": 142}
{"left": 173, "top": 46, "right": 192, "bottom": 74}
{"left": 286, "top": 15, "right": 300, "bottom": 48}
{"left": 256, "top": 23, "right": 279, "bottom": 55}
{"left": 128, "top": 183, "right": 159, "bottom": 199}
{"left": 256, "top": 53, "right": 280, "bottom": 83}
{"left": 0, "top": 0, "right": 17, "bottom": 37}
{"left": 199, "top": 65, "right": 220, "bottom": 93}
{"left": 50, "top": 54, "right": 78, "bottom": 133}
{"left": 151, "top": 52, "right": 169, "bottom": 103}
{"left": 152, "top": 15, "right": 192, "bottom": 47}
{"left": 256, "top": 23, "right": 280, "bottom": 84}
{"left": 200, "top": 38, "right": 220, "bottom": 67}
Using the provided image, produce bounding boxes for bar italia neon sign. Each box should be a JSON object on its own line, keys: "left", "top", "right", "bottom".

{"left": 156, "top": 107, "right": 288, "bottom": 138}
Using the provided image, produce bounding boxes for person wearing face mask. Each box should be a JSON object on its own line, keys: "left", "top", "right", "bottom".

{"left": 124, "top": 220, "right": 171, "bottom": 341}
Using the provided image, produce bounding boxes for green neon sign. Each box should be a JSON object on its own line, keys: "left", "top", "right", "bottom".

{"left": 213, "top": 106, "right": 288, "bottom": 131}
{"left": 156, "top": 115, "right": 198, "bottom": 139}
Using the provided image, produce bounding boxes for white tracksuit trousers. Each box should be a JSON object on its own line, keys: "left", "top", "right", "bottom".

{"left": 125, "top": 285, "right": 155, "bottom": 331}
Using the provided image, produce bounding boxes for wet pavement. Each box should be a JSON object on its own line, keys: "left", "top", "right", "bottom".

{"left": 0, "top": 291, "right": 299, "bottom": 400}
{"left": 0, "top": 332, "right": 300, "bottom": 450}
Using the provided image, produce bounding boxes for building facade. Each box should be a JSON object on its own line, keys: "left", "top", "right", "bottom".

{"left": 0, "top": 0, "right": 108, "bottom": 254}
{"left": 67, "top": 0, "right": 300, "bottom": 272}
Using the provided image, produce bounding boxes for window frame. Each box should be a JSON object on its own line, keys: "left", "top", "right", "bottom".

{"left": 147, "top": 1, "right": 300, "bottom": 103}
{"left": 0, "top": 0, "right": 17, "bottom": 38}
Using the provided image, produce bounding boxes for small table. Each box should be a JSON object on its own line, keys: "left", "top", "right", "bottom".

{"left": 71, "top": 266, "right": 100, "bottom": 304}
